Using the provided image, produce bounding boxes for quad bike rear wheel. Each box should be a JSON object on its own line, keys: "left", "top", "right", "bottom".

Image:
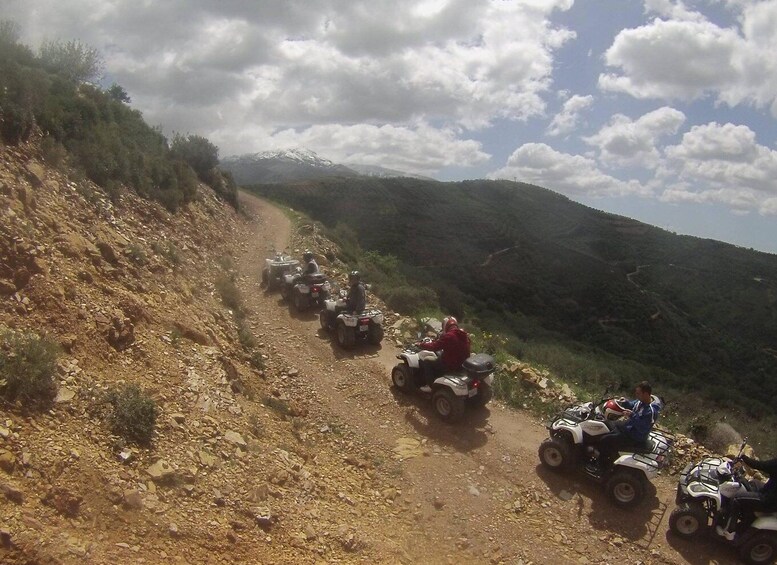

{"left": 668, "top": 502, "right": 708, "bottom": 539}
{"left": 469, "top": 383, "right": 493, "bottom": 409}
{"left": 605, "top": 469, "right": 645, "bottom": 508}
{"left": 293, "top": 291, "right": 307, "bottom": 311}
{"left": 739, "top": 532, "right": 777, "bottom": 565}
{"left": 319, "top": 310, "right": 329, "bottom": 330}
{"left": 432, "top": 388, "right": 466, "bottom": 422}
{"left": 337, "top": 321, "right": 356, "bottom": 349}
{"left": 280, "top": 284, "right": 290, "bottom": 301}
{"left": 368, "top": 324, "right": 383, "bottom": 345}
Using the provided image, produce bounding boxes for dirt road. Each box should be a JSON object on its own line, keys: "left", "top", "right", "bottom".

{"left": 237, "top": 192, "right": 740, "bottom": 565}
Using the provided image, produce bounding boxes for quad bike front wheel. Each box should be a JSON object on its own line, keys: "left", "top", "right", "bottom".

{"left": 739, "top": 532, "right": 777, "bottom": 565}
{"left": 605, "top": 469, "right": 645, "bottom": 508}
{"left": 391, "top": 364, "right": 413, "bottom": 393}
{"left": 319, "top": 311, "right": 329, "bottom": 330}
{"left": 280, "top": 284, "right": 290, "bottom": 301}
{"left": 432, "top": 388, "right": 466, "bottom": 422}
{"left": 538, "top": 438, "right": 572, "bottom": 471}
{"left": 336, "top": 321, "right": 356, "bottom": 349}
{"left": 668, "top": 502, "right": 708, "bottom": 539}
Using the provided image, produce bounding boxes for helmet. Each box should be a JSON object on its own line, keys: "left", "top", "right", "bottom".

{"left": 348, "top": 270, "right": 360, "bottom": 282}
{"left": 602, "top": 398, "right": 628, "bottom": 420}
{"left": 443, "top": 316, "right": 458, "bottom": 332}
{"left": 303, "top": 251, "right": 313, "bottom": 261}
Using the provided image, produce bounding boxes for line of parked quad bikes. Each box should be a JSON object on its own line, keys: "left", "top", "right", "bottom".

{"left": 261, "top": 253, "right": 777, "bottom": 565}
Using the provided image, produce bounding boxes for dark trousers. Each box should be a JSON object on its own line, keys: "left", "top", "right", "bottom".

{"left": 597, "top": 420, "right": 644, "bottom": 462}
{"left": 419, "top": 357, "right": 444, "bottom": 385}
{"left": 725, "top": 492, "right": 776, "bottom": 532}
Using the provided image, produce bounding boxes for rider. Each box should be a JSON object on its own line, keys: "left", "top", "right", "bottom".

{"left": 717, "top": 453, "right": 777, "bottom": 540}
{"left": 595, "top": 381, "right": 661, "bottom": 466}
{"left": 417, "top": 316, "right": 471, "bottom": 385}
{"left": 345, "top": 271, "right": 366, "bottom": 313}
{"left": 303, "top": 250, "right": 319, "bottom": 276}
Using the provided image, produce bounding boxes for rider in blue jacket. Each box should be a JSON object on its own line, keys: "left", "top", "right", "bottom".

{"left": 596, "top": 381, "right": 661, "bottom": 465}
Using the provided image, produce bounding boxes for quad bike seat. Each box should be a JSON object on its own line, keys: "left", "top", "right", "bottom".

{"left": 628, "top": 438, "right": 655, "bottom": 454}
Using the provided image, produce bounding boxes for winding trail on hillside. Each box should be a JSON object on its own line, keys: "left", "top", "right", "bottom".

{"left": 236, "top": 191, "right": 739, "bottom": 565}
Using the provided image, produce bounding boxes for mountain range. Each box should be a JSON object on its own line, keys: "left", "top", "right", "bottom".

{"left": 220, "top": 149, "right": 433, "bottom": 185}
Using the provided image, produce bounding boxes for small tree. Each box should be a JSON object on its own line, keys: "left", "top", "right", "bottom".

{"left": 170, "top": 133, "right": 219, "bottom": 179}
{"left": 39, "top": 39, "right": 103, "bottom": 83}
{"left": 107, "top": 83, "right": 131, "bottom": 103}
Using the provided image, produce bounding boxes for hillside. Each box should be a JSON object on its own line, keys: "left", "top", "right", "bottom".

{"left": 248, "top": 177, "right": 777, "bottom": 418}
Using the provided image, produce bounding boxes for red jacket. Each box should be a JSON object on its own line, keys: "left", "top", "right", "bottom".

{"left": 420, "top": 328, "right": 471, "bottom": 371}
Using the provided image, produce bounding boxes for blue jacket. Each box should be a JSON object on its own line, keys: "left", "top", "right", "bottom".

{"left": 622, "top": 399, "right": 660, "bottom": 442}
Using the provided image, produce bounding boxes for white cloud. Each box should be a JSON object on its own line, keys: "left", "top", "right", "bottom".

{"left": 599, "top": 2, "right": 777, "bottom": 117}
{"left": 659, "top": 122, "right": 777, "bottom": 212}
{"left": 4, "top": 0, "right": 576, "bottom": 166}
{"left": 584, "top": 106, "right": 685, "bottom": 168}
{"left": 264, "top": 123, "right": 490, "bottom": 175}
{"left": 488, "top": 143, "right": 649, "bottom": 197}
{"left": 546, "top": 94, "right": 594, "bottom": 137}
{"left": 643, "top": 0, "right": 706, "bottom": 22}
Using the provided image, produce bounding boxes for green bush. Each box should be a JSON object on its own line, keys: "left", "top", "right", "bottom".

{"left": 215, "top": 273, "right": 241, "bottom": 312}
{"left": 0, "top": 328, "right": 59, "bottom": 406}
{"left": 108, "top": 383, "right": 157, "bottom": 445}
{"left": 383, "top": 285, "right": 437, "bottom": 315}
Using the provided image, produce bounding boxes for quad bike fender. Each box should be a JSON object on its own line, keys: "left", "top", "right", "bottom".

{"left": 397, "top": 352, "right": 421, "bottom": 369}
{"left": 550, "top": 419, "right": 585, "bottom": 445}
{"left": 612, "top": 456, "right": 654, "bottom": 480}
{"left": 296, "top": 285, "right": 310, "bottom": 294}
{"left": 338, "top": 315, "right": 359, "bottom": 327}
{"left": 434, "top": 375, "right": 470, "bottom": 397}
{"left": 751, "top": 515, "right": 777, "bottom": 532}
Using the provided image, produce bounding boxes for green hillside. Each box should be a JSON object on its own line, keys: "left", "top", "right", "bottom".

{"left": 250, "top": 177, "right": 777, "bottom": 417}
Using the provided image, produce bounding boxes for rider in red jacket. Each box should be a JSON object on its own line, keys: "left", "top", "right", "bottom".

{"left": 418, "top": 317, "right": 471, "bottom": 383}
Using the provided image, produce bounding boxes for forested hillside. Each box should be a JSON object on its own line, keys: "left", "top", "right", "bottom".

{"left": 250, "top": 177, "right": 777, "bottom": 417}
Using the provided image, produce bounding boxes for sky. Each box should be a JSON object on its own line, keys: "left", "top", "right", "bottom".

{"left": 5, "top": 0, "right": 777, "bottom": 253}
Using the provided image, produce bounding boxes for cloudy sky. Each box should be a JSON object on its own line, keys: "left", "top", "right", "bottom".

{"left": 6, "top": 0, "right": 777, "bottom": 253}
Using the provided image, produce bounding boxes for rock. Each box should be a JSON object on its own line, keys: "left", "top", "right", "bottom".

{"left": 168, "top": 523, "right": 179, "bottom": 537}
{"left": 0, "top": 450, "right": 16, "bottom": 474}
{"left": 96, "top": 241, "right": 120, "bottom": 265}
{"left": 0, "top": 426, "right": 9, "bottom": 439}
{"left": 123, "top": 490, "right": 143, "bottom": 510}
{"left": 251, "top": 507, "right": 275, "bottom": 531}
{"left": 42, "top": 487, "right": 82, "bottom": 517}
{"left": 220, "top": 356, "right": 239, "bottom": 381}
{"left": 0, "top": 280, "right": 16, "bottom": 295}
{"left": 118, "top": 448, "right": 134, "bottom": 464}
{"left": 172, "top": 321, "right": 211, "bottom": 346}
{"left": 559, "top": 490, "right": 574, "bottom": 501}
{"left": 55, "top": 387, "right": 76, "bottom": 403}
{"left": 171, "top": 413, "right": 186, "bottom": 424}
{"left": 468, "top": 485, "right": 481, "bottom": 497}
{"left": 58, "top": 334, "right": 77, "bottom": 353}
{"left": 197, "top": 450, "right": 217, "bottom": 468}
{"left": 107, "top": 314, "right": 135, "bottom": 351}
{"left": 433, "top": 496, "right": 445, "bottom": 510}
{"left": 13, "top": 268, "right": 30, "bottom": 290}
{"left": 223, "top": 431, "right": 246, "bottom": 448}
{"left": 0, "top": 528, "right": 11, "bottom": 548}
{"left": 146, "top": 459, "right": 176, "bottom": 483}
{"left": 1, "top": 483, "right": 24, "bottom": 504}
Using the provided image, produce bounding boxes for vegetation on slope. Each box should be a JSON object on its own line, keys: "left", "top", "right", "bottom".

{"left": 0, "top": 21, "right": 237, "bottom": 211}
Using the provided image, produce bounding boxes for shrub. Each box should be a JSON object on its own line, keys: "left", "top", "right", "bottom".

{"left": 0, "top": 328, "right": 59, "bottom": 406}
{"left": 125, "top": 243, "right": 147, "bottom": 265}
{"left": 383, "top": 285, "right": 437, "bottom": 315}
{"left": 107, "top": 383, "right": 157, "bottom": 445}
{"left": 215, "top": 273, "right": 241, "bottom": 312}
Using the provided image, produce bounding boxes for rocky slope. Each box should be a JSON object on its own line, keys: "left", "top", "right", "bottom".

{"left": 0, "top": 139, "right": 746, "bottom": 565}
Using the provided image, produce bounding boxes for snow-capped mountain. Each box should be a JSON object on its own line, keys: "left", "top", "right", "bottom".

{"left": 220, "top": 149, "right": 357, "bottom": 185}
{"left": 220, "top": 148, "right": 432, "bottom": 185}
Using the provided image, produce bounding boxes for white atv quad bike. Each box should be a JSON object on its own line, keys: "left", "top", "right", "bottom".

{"left": 670, "top": 439, "right": 777, "bottom": 565}
{"left": 289, "top": 272, "right": 331, "bottom": 311}
{"left": 391, "top": 342, "right": 496, "bottom": 422}
{"left": 319, "top": 289, "right": 383, "bottom": 348}
{"left": 261, "top": 253, "right": 300, "bottom": 291}
{"left": 538, "top": 397, "right": 673, "bottom": 508}
{"left": 279, "top": 267, "right": 302, "bottom": 301}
